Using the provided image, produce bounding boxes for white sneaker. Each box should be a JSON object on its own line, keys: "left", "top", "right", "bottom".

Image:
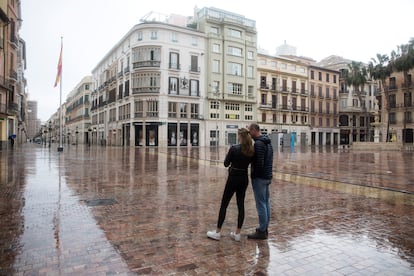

{"left": 207, "top": 230, "right": 221, "bottom": 240}
{"left": 230, "top": 232, "right": 241, "bottom": 242}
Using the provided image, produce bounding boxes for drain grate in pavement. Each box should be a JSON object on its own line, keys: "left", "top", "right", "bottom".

{"left": 84, "top": 198, "right": 118, "bottom": 207}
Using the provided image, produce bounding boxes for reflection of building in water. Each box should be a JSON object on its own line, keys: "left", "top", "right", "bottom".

{"left": 192, "top": 132, "right": 198, "bottom": 145}
{"left": 138, "top": 130, "right": 143, "bottom": 146}
{"left": 149, "top": 130, "right": 156, "bottom": 146}
{"left": 180, "top": 131, "right": 187, "bottom": 146}
{"left": 170, "top": 131, "right": 176, "bottom": 145}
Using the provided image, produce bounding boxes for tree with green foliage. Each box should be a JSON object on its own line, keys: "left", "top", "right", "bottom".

{"left": 368, "top": 54, "right": 392, "bottom": 141}
{"left": 344, "top": 61, "right": 369, "bottom": 141}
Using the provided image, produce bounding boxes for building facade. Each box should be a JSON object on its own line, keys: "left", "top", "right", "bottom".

{"left": 308, "top": 65, "right": 340, "bottom": 145}
{"left": 380, "top": 69, "right": 414, "bottom": 144}
{"left": 65, "top": 76, "right": 92, "bottom": 145}
{"left": 318, "top": 56, "right": 377, "bottom": 144}
{"left": 195, "top": 7, "right": 257, "bottom": 146}
{"left": 0, "top": 0, "right": 9, "bottom": 148}
{"left": 43, "top": 7, "right": 405, "bottom": 150}
{"left": 91, "top": 14, "right": 206, "bottom": 148}
{"left": 0, "top": 0, "right": 25, "bottom": 149}
{"left": 257, "top": 53, "right": 310, "bottom": 147}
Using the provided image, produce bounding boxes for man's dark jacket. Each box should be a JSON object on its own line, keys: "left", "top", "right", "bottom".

{"left": 251, "top": 135, "right": 273, "bottom": 180}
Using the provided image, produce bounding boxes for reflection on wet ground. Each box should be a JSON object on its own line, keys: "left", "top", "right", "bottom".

{"left": 0, "top": 144, "right": 413, "bottom": 275}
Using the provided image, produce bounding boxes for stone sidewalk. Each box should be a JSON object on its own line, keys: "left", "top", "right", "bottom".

{"left": 0, "top": 144, "right": 413, "bottom": 275}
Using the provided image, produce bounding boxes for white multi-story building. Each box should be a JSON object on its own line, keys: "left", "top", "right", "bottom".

{"left": 91, "top": 13, "right": 206, "bottom": 147}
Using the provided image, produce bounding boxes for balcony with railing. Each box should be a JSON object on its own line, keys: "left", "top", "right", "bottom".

{"left": 278, "top": 104, "right": 290, "bottom": 111}
{"left": 280, "top": 86, "right": 289, "bottom": 93}
{"left": 9, "top": 34, "right": 18, "bottom": 48}
{"left": 260, "top": 84, "right": 270, "bottom": 90}
{"left": 9, "top": 70, "right": 17, "bottom": 81}
{"left": 146, "top": 111, "right": 159, "bottom": 117}
{"left": 292, "top": 106, "right": 309, "bottom": 112}
{"left": 7, "top": 102, "right": 19, "bottom": 115}
{"left": 353, "top": 90, "right": 367, "bottom": 97}
{"left": 189, "top": 66, "right": 200, "bottom": 73}
{"left": 402, "top": 81, "right": 413, "bottom": 90}
{"left": 132, "top": 60, "right": 161, "bottom": 69}
{"left": 132, "top": 87, "right": 160, "bottom": 94}
{"left": 394, "top": 102, "right": 414, "bottom": 108}
{"left": 259, "top": 102, "right": 275, "bottom": 109}
{"left": 169, "top": 63, "right": 181, "bottom": 70}
{"left": 388, "top": 84, "right": 398, "bottom": 91}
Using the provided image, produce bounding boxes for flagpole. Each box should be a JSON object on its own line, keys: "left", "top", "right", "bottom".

{"left": 57, "top": 36, "right": 63, "bottom": 152}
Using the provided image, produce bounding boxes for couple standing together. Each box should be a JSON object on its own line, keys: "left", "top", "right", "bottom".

{"left": 207, "top": 123, "right": 273, "bottom": 241}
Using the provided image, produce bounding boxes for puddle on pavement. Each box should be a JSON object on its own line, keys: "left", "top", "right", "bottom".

{"left": 7, "top": 149, "right": 131, "bottom": 275}
{"left": 264, "top": 229, "right": 414, "bottom": 274}
{"left": 275, "top": 172, "right": 414, "bottom": 206}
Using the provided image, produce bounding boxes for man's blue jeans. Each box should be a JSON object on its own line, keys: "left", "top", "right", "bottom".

{"left": 251, "top": 177, "right": 271, "bottom": 232}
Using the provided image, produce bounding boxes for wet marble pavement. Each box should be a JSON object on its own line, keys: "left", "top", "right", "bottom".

{"left": 0, "top": 144, "right": 413, "bottom": 275}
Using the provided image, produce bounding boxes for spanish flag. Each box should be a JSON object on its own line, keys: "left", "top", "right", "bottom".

{"left": 54, "top": 42, "right": 62, "bottom": 87}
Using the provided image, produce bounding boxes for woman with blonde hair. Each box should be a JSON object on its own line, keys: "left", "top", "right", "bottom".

{"left": 207, "top": 128, "right": 254, "bottom": 241}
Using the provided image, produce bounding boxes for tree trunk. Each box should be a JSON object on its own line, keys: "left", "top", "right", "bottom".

{"left": 356, "top": 86, "right": 367, "bottom": 142}
{"left": 381, "top": 80, "right": 390, "bottom": 142}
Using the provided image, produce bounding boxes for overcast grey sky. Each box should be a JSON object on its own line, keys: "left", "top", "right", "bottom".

{"left": 20, "top": 0, "right": 413, "bottom": 122}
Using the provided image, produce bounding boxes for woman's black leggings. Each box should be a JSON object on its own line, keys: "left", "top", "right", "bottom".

{"left": 217, "top": 173, "right": 248, "bottom": 229}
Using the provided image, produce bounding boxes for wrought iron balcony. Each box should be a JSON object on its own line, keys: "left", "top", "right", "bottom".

{"left": 133, "top": 60, "right": 161, "bottom": 69}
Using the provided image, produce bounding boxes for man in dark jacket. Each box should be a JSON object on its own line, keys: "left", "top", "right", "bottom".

{"left": 247, "top": 123, "right": 273, "bottom": 239}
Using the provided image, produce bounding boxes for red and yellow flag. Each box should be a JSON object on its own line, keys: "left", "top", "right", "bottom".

{"left": 54, "top": 43, "right": 62, "bottom": 87}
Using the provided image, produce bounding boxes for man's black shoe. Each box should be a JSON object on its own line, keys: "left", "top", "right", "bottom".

{"left": 247, "top": 230, "right": 267, "bottom": 240}
{"left": 256, "top": 227, "right": 269, "bottom": 238}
